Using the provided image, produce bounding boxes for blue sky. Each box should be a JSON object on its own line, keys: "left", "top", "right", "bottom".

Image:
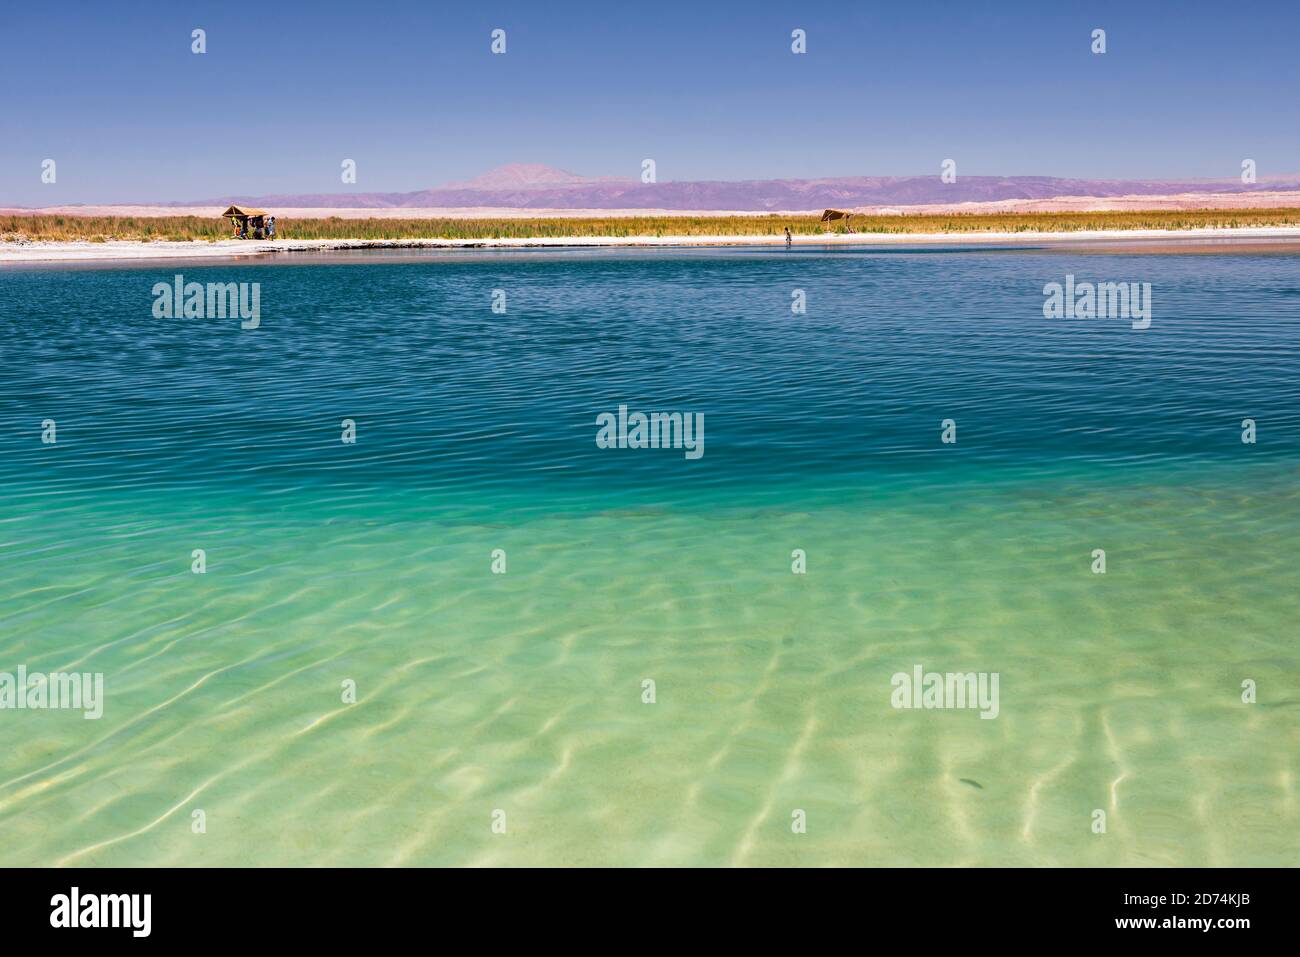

{"left": 2, "top": 0, "right": 1297, "bottom": 204}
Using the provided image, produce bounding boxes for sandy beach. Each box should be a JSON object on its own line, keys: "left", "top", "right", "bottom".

{"left": 4, "top": 225, "right": 1300, "bottom": 264}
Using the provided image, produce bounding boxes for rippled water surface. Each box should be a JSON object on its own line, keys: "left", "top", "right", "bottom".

{"left": 1, "top": 246, "right": 1297, "bottom": 865}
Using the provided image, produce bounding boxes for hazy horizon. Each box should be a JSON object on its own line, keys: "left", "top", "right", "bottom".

{"left": 12, "top": 161, "right": 1300, "bottom": 211}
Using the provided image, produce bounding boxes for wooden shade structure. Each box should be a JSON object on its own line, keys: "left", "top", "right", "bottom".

{"left": 221, "top": 205, "right": 268, "bottom": 220}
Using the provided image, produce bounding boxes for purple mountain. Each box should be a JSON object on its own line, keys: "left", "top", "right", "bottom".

{"left": 188, "top": 163, "right": 1300, "bottom": 211}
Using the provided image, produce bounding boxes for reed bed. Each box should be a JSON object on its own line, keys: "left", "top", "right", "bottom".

{"left": 5, "top": 209, "right": 1300, "bottom": 243}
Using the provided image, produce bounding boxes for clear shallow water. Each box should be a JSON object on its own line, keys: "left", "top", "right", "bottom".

{"left": 0, "top": 246, "right": 1297, "bottom": 866}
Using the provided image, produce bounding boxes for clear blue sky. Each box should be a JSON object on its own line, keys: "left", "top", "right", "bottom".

{"left": 2, "top": 0, "right": 1297, "bottom": 204}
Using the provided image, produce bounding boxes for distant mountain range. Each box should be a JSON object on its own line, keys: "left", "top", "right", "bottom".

{"left": 188, "top": 163, "right": 1300, "bottom": 211}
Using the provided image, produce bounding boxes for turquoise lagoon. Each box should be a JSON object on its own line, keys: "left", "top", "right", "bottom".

{"left": 0, "top": 245, "right": 1296, "bottom": 866}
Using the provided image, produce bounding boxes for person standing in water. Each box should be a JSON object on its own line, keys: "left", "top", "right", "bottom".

{"left": 784, "top": 227, "right": 792, "bottom": 248}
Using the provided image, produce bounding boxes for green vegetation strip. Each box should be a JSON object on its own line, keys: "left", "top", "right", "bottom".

{"left": 5, "top": 209, "right": 1300, "bottom": 243}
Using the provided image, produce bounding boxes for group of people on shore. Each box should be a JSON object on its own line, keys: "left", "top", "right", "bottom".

{"left": 231, "top": 215, "right": 276, "bottom": 240}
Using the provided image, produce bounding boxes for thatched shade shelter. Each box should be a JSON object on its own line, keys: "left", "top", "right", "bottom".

{"left": 221, "top": 205, "right": 268, "bottom": 221}
{"left": 221, "top": 205, "right": 273, "bottom": 239}
{"left": 820, "top": 208, "right": 855, "bottom": 225}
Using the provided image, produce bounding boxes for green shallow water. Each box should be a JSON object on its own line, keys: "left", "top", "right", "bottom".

{"left": 2, "top": 459, "right": 1296, "bottom": 866}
